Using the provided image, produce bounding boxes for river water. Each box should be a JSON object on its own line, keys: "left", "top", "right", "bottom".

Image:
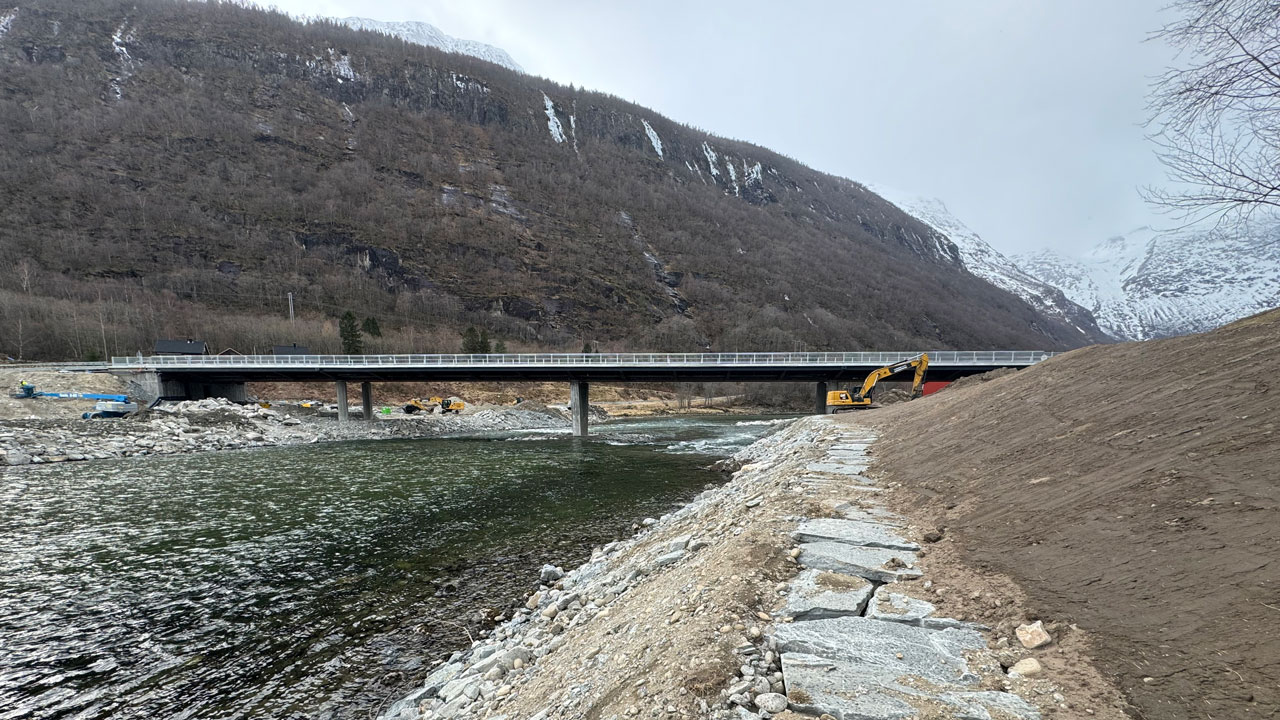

{"left": 0, "top": 415, "right": 791, "bottom": 720}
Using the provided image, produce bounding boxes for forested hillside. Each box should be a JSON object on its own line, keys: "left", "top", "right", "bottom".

{"left": 0, "top": 0, "right": 1094, "bottom": 359}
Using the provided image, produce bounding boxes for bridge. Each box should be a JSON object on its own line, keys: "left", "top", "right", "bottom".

{"left": 110, "top": 351, "right": 1058, "bottom": 436}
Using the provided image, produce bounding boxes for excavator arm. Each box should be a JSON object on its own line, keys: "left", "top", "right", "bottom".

{"left": 852, "top": 354, "right": 928, "bottom": 402}
{"left": 910, "top": 354, "right": 929, "bottom": 397}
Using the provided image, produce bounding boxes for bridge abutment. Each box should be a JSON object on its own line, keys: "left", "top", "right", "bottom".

{"left": 336, "top": 381, "right": 349, "bottom": 423}
{"left": 570, "top": 380, "right": 589, "bottom": 437}
{"left": 134, "top": 372, "right": 246, "bottom": 403}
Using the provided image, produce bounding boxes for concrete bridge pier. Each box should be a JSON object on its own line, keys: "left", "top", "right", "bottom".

{"left": 361, "top": 382, "right": 373, "bottom": 423}
{"left": 570, "top": 380, "right": 589, "bottom": 437}
{"left": 815, "top": 381, "right": 829, "bottom": 415}
{"left": 336, "top": 381, "right": 349, "bottom": 423}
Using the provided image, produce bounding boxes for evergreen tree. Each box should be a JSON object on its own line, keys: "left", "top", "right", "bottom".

{"left": 493, "top": 339, "right": 507, "bottom": 353}
{"left": 340, "top": 311, "right": 364, "bottom": 354}
{"left": 361, "top": 317, "right": 382, "bottom": 337}
{"left": 461, "top": 326, "right": 491, "bottom": 354}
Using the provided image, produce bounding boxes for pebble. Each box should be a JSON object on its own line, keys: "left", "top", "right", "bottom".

{"left": 1009, "top": 658, "right": 1043, "bottom": 677}
{"left": 753, "top": 693, "right": 788, "bottom": 714}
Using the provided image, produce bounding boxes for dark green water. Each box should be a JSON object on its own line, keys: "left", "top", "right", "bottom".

{"left": 0, "top": 416, "right": 791, "bottom": 720}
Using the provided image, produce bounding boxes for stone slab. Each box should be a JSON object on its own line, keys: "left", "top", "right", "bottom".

{"left": 866, "top": 585, "right": 971, "bottom": 631}
{"left": 827, "top": 501, "right": 905, "bottom": 527}
{"left": 783, "top": 569, "right": 874, "bottom": 620}
{"left": 797, "top": 542, "right": 922, "bottom": 583}
{"left": 777, "top": 618, "right": 1039, "bottom": 720}
{"left": 806, "top": 461, "right": 870, "bottom": 476}
{"left": 791, "top": 518, "right": 919, "bottom": 551}
{"left": 800, "top": 476, "right": 883, "bottom": 492}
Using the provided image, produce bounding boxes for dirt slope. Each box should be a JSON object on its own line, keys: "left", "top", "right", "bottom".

{"left": 869, "top": 309, "right": 1280, "bottom": 720}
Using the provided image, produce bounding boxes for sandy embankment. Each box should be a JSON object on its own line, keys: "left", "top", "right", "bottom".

{"left": 867, "top": 309, "right": 1280, "bottom": 720}
{"left": 378, "top": 415, "right": 1128, "bottom": 720}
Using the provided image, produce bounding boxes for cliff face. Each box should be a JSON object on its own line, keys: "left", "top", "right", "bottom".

{"left": 0, "top": 0, "right": 1092, "bottom": 358}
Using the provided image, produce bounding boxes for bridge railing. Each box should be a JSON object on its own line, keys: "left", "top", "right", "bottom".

{"left": 110, "top": 351, "right": 1056, "bottom": 369}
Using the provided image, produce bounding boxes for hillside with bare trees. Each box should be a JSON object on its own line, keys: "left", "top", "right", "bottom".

{"left": 0, "top": 0, "right": 1102, "bottom": 359}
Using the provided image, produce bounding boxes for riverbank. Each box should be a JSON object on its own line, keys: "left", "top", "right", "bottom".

{"left": 867, "top": 310, "right": 1280, "bottom": 720}
{"left": 0, "top": 398, "right": 571, "bottom": 466}
{"left": 378, "top": 415, "right": 1128, "bottom": 720}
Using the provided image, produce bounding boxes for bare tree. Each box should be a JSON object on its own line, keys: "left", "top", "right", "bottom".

{"left": 1146, "top": 0, "right": 1280, "bottom": 222}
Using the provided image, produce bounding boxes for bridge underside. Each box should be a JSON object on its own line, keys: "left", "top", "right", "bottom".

{"left": 125, "top": 364, "right": 1022, "bottom": 437}
{"left": 133, "top": 365, "right": 1009, "bottom": 385}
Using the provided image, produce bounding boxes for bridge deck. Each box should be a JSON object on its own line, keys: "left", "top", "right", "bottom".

{"left": 110, "top": 351, "right": 1057, "bottom": 383}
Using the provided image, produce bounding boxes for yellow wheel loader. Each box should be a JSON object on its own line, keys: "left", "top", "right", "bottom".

{"left": 826, "top": 354, "right": 928, "bottom": 413}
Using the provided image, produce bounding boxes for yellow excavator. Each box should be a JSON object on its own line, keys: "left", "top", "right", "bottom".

{"left": 826, "top": 353, "right": 929, "bottom": 413}
{"left": 403, "top": 396, "right": 466, "bottom": 414}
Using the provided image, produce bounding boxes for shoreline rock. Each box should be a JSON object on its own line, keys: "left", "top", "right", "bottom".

{"left": 376, "top": 416, "right": 1055, "bottom": 720}
{"left": 0, "top": 399, "right": 570, "bottom": 468}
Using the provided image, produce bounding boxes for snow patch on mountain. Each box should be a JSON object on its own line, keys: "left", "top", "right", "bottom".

{"left": 109, "top": 20, "right": 135, "bottom": 100}
{"left": 542, "top": 93, "right": 565, "bottom": 143}
{"left": 642, "top": 119, "right": 663, "bottom": 158}
{"left": 1016, "top": 219, "right": 1280, "bottom": 340}
{"left": 0, "top": 8, "right": 18, "bottom": 40}
{"left": 701, "top": 142, "right": 720, "bottom": 177}
{"left": 877, "top": 190, "right": 1108, "bottom": 340}
{"left": 335, "top": 18, "right": 523, "bottom": 73}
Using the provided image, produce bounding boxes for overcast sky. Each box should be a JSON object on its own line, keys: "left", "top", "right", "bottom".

{"left": 269, "top": 0, "right": 1179, "bottom": 256}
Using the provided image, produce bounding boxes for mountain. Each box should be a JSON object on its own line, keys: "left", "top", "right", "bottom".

{"left": 0, "top": 0, "right": 1093, "bottom": 361}
{"left": 333, "top": 17, "right": 523, "bottom": 74}
{"left": 875, "top": 193, "right": 1112, "bottom": 343}
{"left": 1017, "top": 219, "right": 1280, "bottom": 340}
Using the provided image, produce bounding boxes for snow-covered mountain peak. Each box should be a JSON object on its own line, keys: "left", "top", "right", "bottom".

{"left": 334, "top": 18, "right": 523, "bottom": 73}
{"left": 872, "top": 187, "right": 1110, "bottom": 342}
{"left": 1015, "top": 216, "right": 1280, "bottom": 340}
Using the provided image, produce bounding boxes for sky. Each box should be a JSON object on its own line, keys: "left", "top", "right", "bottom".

{"left": 267, "top": 0, "right": 1180, "bottom": 256}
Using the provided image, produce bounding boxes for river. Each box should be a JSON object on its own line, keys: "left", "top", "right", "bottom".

{"left": 0, "top": 415, "right": 792, "bottom": 720}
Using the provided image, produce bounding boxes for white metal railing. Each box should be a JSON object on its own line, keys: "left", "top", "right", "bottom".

{"left": 110, "top": 351, "right": 1056, "bottom": 369}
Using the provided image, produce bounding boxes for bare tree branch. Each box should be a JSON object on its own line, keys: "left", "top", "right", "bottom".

{"left": 1146, "top": 0, "right": 1280, "bottom": 222}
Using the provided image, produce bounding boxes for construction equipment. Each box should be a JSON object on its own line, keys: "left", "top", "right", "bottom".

{"left": 826, "top": 354, "right": 929, "bottom": 413}
{"left": 402, "top": 396, "right": 466, "bottom": 415}
{"left": 402, "top": 397, "right": 432, "bottom": 414}
{"left": 11, "top": 381, "right": 129, "bottom": 403}
{"left": 83, "top": 400, "right": 140, "bottom": 419}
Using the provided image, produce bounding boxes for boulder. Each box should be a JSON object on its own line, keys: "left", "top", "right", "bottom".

{"left": 1016, "top": 621, "right": 1053, "bottom": 649}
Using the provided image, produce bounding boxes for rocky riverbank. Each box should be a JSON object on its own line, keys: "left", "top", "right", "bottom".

{"left": 377, "top": 415, "right": 1127, "bottom": 720}
{"left": 0, "top": 398, "right": 570, "bottom": 467}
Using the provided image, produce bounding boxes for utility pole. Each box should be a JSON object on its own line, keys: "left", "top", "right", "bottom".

{"left": 287, "top": 292, "right": 295, "bottom": 324}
